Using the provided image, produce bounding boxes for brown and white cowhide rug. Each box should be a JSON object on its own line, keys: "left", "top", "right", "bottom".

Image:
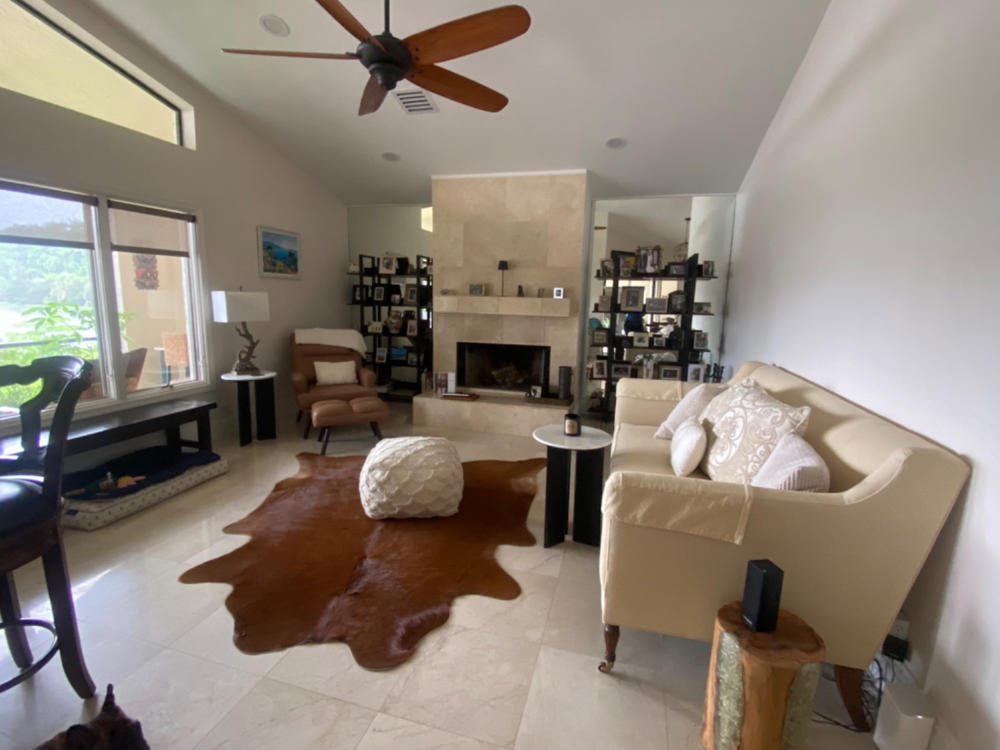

{"left": 180, "top": 453, "right": 546, "bottom": 669}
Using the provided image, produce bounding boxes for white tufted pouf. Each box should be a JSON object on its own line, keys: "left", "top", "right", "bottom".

{"left": 358, "top": 436, "right": 464, "bottom": 519}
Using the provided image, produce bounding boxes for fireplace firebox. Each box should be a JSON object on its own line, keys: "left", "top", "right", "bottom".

{"left": 456, "top": 342, "right": 550, "bottom": 394}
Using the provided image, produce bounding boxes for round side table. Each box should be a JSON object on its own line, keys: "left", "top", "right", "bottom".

{"left": 702, "top": 601, "right": 826, "bottom": 750}
{"left": 532, "top": 424, "right": 612, "bottom": 547}
{"left": 221, "top": 370, "right": 276, "bottom": 445}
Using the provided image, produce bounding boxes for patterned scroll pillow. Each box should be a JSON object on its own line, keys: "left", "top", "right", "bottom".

{"left": 698, "top": 378, "right": 810, "bottom": 484}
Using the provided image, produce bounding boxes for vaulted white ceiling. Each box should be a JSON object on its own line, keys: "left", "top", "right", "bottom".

{"left": 90, "top": 0, "right": 830, "bottom": 205}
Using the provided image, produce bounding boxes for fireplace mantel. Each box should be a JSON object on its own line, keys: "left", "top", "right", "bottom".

{"left": 434, "top": 295, "right": 570, "bottom": 318}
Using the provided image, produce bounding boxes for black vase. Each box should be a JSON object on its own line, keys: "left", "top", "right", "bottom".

{"left": 558, "top": 366, "right": 572, "bottom": 401}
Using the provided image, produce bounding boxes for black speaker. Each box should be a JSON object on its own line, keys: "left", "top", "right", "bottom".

{"left": 741, "top": 559, "right": 784, "bottom": 632}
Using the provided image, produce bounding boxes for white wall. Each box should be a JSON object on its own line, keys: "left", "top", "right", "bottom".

{"left": 0, "top": 0, "right": 349, "bottom": 428}
{"left": 724, "top": 2, "right": 1000, "bottom": 747}
{"left": 348, "top": 205, "right": 432, "bottom": 262}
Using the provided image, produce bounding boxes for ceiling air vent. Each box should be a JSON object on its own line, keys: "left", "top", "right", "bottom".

{"left": 393, "top": 89, "right": 438, "bottom": 114}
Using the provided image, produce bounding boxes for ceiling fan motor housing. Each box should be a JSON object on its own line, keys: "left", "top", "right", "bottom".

{"left": 358, "top": 34, "right": 412, "bottom": 90}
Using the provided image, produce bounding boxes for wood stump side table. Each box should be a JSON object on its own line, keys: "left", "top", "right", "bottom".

{"left": 702, "top": 601, "right": 825, "bottom": 750}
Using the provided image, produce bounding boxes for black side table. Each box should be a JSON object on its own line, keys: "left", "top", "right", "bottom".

{"left": 532, "top": 424, "right": 612, "bottom": 547}
{"left": 221, "top": 371, "right": 277, "bottom": 446}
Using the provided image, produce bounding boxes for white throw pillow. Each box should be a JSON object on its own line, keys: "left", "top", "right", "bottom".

{"left": 698, "top": 378, "right": 811, "bottom": 484}
{"left": 314, "top": 360, "right": 357, "bottom": 385}
{"left": 670, "top": 416, "right": 707, "bottom": 477}
{"left": 751, "top": 432, "right": 830, "bottom": 492}
{"left": 654, "top": 383, "right": 727, "bottom": 439}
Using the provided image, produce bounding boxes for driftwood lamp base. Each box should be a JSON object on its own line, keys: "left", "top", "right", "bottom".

{"left": 701, "top": 601, "right": 825, "bottom": 750}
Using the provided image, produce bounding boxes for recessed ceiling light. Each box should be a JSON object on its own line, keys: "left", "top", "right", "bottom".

{"left": 259, "top": 14, "right": 290, "bottom": 37}
{"left": 381, "top": 152, "right": 401, "bottom": 162}
{"left": 605, "top": 137, "right": 627, "bottom": 150}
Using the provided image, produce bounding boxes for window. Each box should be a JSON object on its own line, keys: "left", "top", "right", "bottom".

{"left": 0, "top": 0, "right": 183, "bottom": 145}
{"left": 0, "top": 179, "right": 205, "bottom": 412}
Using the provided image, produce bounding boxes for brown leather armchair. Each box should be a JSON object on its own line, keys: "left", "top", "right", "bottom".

{"left": 290, "top": 334, "right": 376, "bottom": 435}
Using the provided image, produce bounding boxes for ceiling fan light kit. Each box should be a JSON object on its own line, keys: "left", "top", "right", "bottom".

{"left": 225, "top": 0, "right": 530, "bottom": 116}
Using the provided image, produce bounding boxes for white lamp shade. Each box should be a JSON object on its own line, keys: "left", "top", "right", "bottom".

{"left": 211, "top": 291, "right": 270, "bottom": 323}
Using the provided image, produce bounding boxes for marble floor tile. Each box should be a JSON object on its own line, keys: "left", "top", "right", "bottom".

{"left": 267, "top": 640, "right": 413, "bottom": 712}
{"left": 494, "top": 533, "right": 563, "bottom": 579}
{"left": 450, "top": 569, "right": 557, "bottom": 643}
{"left": 173, "top": 605, "right": 285, "bottom": 676}
{"left": 114, "top": 649, "right": 259, "bottom": 750}
{"left": 193, "top": 678, "right": 375, "bottom": 750}
{"left": 515, "top": 645, "right": 669, "bottom": 750}
{"left": 356, "top": 713, "right": 503, "bottom": 750}
{"left": 384, "top": 626, "right": 541, "bottom": 746}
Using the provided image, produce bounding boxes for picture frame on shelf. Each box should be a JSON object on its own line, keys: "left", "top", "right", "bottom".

{"left": 666, "top": 262, "right": 687, "bottom": 277}
{"left": 406, "top": 351, "right": 419, "bottom": 366}
{"left": 379, "top": 255, "right": 396, "bottom": 275}
{"left": 693, "top": 331, "right": 709, "bottom": 350}
{"left": 633, "top": 332, "right": 650, "bottom": 347}
{"left": 645, "top": 297, "right": 668, "bottom": 314}
{"left": 375, "top": 347, "right": 388, "bottom": 364}
{"left": 373, "top": 286, "right": 386, "bottom": 302}
{"left": 592, "top": 360, "right": 607, "bottom": 379}
{"left": 667, "top": 290, "right": 687, "bottom": 313}
{"left": 596, "top": 294, "right": 612, "bottom": 312}
{"left": 404, "top": 284, "right": 419, "bottom": 305}
{"left": 702, "top": 260, "right": 715, "bottom": 278}
{"left": 611, "top": 363, "right": 633, "bottom": 380}
{"left": 600, "top": 259, "right": 614, "bottom": 278}
{"left": 652, "top": 335, "right": 666, "bottom": 348}
{"left": 367, "top": 321, "right": 384, "bottom": 334}
{"left": 693, "top": 301, "right": 712, "bottom": 314}
{"left": 352, "top": 285, "right": 363, "bottom": 303}
{"left": 387, "top": 310, "right": 403, "bottom": 334}
{"left": 406, "top": 319, "right": 419, "bottom": 337}
{"left": 553, "top": 287, "right": 565, "bottom": 299}
{"left": 469, "top": 283, "right": 485, "bottom": 296}
{"left": 434, "top": 372, "right": 449, "bottom": 394}
{"left": 529, "top": 385, "right": 543, "bottom": 399}
{"left": 620, "top": 287, "right": 645, "bottom": 312}
{"left": 619, "top": 254, "right": 637, "bottom": 277}
{"left": 641, "top": 246, "right": 660, "bottom": 273}
{"left": 592, "top": 328, "right": 609, "bottom": 346}
{"left": 258, "top": 226, "right": 300, "bottom": 279}
{"left": 687, "top": 364, "right": 705, "bottom": 383}
{"left": 659, "top": 365, "right": 682, "bottom": 381}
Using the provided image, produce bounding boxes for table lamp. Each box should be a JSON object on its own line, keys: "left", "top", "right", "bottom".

{"left": 497, "top": 260, "right": 509, "bottom": 297}
{"left": 211, "top": 290, "right": 270, "bottom": 374}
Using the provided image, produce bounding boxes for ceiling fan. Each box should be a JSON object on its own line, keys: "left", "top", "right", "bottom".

{"left": 224, "top": 0, "right": 530, "bottom": 115}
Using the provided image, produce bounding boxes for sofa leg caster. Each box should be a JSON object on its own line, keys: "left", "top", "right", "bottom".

{"left": 598, "top": 624, "right": 619, "bottom": 673}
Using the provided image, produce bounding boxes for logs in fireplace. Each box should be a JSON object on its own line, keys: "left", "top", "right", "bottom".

{"left": 456, "top": 342, "right": 550, "bottom": 394}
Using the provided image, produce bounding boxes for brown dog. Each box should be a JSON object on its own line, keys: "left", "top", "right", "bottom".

{"left": 34, "top": 684, "right": 148, "bottom": 750}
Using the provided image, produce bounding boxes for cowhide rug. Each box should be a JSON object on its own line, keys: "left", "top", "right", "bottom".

{"left": 180, "top": 453, "right": 546, "bottom": 669}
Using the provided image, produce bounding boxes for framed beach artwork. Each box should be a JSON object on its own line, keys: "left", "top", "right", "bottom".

{"left": 258, "top": 226, "right": 300, "bottom": 279}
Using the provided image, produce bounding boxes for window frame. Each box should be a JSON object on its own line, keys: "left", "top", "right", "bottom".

{"left": 0, "top": 178, "right": 210, "bottom": 429}
{"left": 8, "top": 0, "right": 185, "bottom": 146}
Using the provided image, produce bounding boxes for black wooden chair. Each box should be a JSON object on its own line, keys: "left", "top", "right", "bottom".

{"left": 0, "top": 356, "right": 95, "bottom": 698}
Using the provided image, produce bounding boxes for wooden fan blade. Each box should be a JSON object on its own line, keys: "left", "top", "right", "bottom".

{"left": 313, "top": 0, "right": 384, "bottom": 50}
{"left": 406, "top": 65, "right": 508, "bottom": 112}
{"left": 222, "top": 49, "right": 357, "bottom": 60}
{"left": 359, "top": 75, "right": 389, "bottom": 116}
{"left": 404, "top": 5, "right": 530, "bottom": 65}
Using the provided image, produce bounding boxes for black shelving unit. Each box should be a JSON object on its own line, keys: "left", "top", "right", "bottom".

{"left": 589, "top": 251, "right": 715, "bottom": 420}
{"left": 350, "top": 253, "right": 433, "bottom": 402}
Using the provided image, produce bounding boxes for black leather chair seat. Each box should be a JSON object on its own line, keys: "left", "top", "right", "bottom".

{"left": 0, "top": 477, "right": 54, "bottom": 534}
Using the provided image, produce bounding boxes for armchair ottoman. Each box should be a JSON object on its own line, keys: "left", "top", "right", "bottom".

{"left": 312, "top": 397, "right": 389, "bottom": 453}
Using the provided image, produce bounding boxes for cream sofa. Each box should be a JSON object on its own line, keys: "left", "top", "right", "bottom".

{"left": 599, "top": 362, "right": 969, "bottom": 688}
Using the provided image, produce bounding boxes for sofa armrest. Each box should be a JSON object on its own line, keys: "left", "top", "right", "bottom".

{"left": 359, "top": 368, "right": 376, "bottom": 388}
{"left": 291, "top": 371, "right": 309, "bottom": 394}
{"left": 614, "top": 377, "right": 700, "bottom": 430}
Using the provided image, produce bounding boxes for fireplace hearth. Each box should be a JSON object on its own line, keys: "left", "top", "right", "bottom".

{"left": 457, "top": 342, "right": 550, "bottom": 394}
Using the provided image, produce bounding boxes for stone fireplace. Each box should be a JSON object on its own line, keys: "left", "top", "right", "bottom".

{"left": 457, "top": 342, "right": 550, "bottom": 393}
